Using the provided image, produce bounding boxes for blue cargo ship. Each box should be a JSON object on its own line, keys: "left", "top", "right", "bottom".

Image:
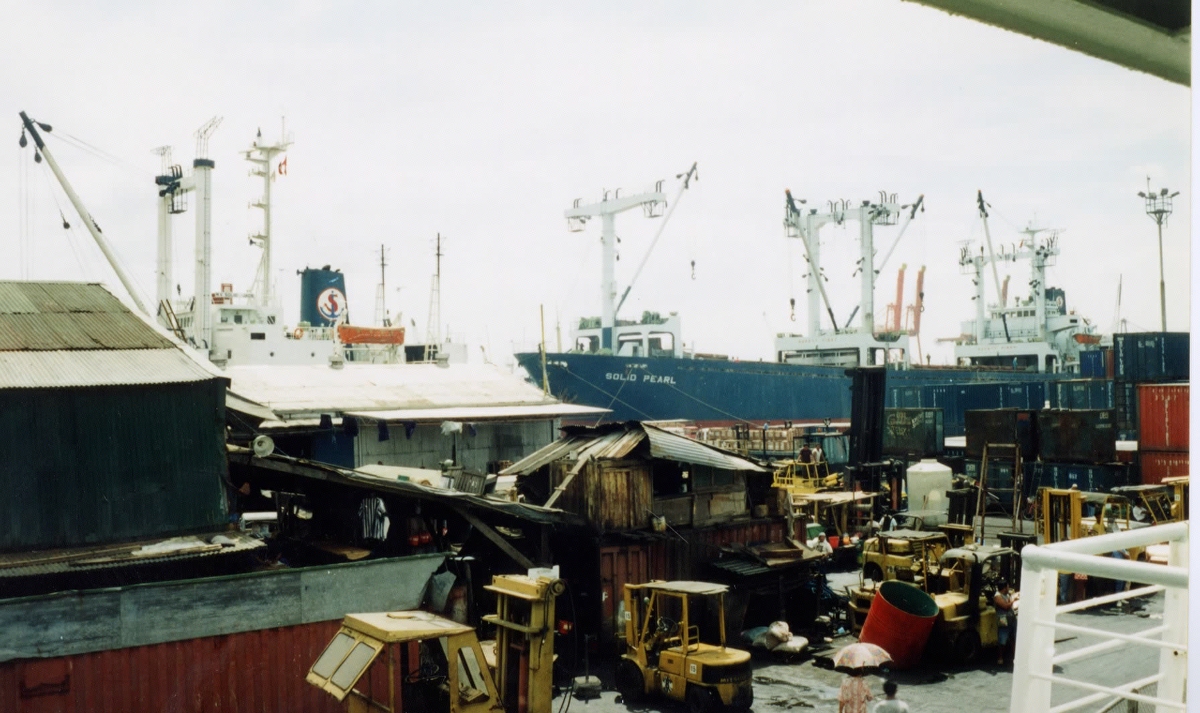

{"left": 515, "top": 178, "right": 1183, "bottom": 434}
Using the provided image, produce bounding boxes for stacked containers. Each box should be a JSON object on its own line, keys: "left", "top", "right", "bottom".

{"left": 1137, "top": 383, "right": 1189, "bottom": 485}
{"left": 1113, "top": 332, "right": 1190, "bottom": 441}
{"left": 964, "top": 409, "right": 1038, "bottom": 501}
{"left": 1036, "top": 409, "right": 1132, "bottom": 492}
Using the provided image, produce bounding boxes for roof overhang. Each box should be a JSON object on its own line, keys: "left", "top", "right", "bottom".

{"left": 346, "top": 403, "right": 608, "bottom": 423}
{"left": 905, "top": 0, "right": 1190, "bottom": 85}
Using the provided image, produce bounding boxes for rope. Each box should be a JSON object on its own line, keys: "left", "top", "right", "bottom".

{"left": 555, "top": 364, "right": 656, "bottom": 421}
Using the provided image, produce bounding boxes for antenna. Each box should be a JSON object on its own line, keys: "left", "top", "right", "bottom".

{"left": 194, "top": 116, "right": 223, "bottom": 159}
{"left": 374, "top": 243, "right": 389, "bottom": 326}
{"left": 424, "top": 234, "right": 443, "bottom": 362}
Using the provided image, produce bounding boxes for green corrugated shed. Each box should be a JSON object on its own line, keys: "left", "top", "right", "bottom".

{"left": 0, "top": 381, "right": 229, "bottom": 551}
{"left": 0, "top": 281, "right": 230, "bottom": 552}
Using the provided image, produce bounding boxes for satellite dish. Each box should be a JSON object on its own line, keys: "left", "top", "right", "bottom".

{"left": 252, "top": 435, "right": 275, "bottom": 458}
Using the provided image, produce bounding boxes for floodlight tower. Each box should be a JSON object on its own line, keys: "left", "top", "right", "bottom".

{"left": 1138, "top": 180, "right": 1178, "bottom": 332}
{"left": 565, "top": 184, "right": 666, "bottom": 351}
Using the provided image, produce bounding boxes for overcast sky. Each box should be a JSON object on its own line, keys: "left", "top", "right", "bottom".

{"left": 2, "top": 1, "right": 1190, "bottom": 367}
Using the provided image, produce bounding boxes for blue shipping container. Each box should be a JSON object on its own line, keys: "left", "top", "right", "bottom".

{"left": 1114, "top": 332, "right": 1190, "bottom": 383}
{"left": 1038, "top": 462, "right": 1131, "bottom": 493}
{"left": 1080, "top": 350, "right": 1105, "bottom": 378}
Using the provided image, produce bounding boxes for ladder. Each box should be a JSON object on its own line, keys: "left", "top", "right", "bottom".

{"left": 978, "top": 442, "right": 1023, "bottom": 543}
{"left": 157, "top": 299, "right": 187, "bottom": 342}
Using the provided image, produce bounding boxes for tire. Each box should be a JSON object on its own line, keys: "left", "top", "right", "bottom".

{"left": 615, "top": 658, "right": 646, "bottom": 704}
{"left": 953, "top": 629, "right": 981, "bottom": 665}
{"left": 686, "top": 686, "right": 718, "bottom": 713}
{"left": 863, "top": 563, "right": 884, "bottom": 582}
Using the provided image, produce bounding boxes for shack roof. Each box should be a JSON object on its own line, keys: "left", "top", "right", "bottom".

{"left": 224, "top": 362, "right": 589, "bottom": 420}
{"left": 228, "top": 447, "right": 581, "bottom": 527}
{"left": 500, "top": 422, "right": 768, "bottom": 476}
{"left": 0, "top": 281, "right": 225, "bottom": 389}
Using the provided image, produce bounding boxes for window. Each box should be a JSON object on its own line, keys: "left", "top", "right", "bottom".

{"left": 251, "top": 332, "right": 266, "bottom": 340}
{"left": 306, "top": 628, "right": 385, "bottom": 702}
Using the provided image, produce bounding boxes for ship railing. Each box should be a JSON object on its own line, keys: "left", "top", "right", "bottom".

{"left": 1009, "top": 521, "right": 1187, "bottom": 712}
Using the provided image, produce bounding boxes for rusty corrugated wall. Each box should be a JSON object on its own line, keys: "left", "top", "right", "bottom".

{"left": 0, "top": 620, "right": 344, "bottom": 713}
{"left": 595, "top": 519, "right": 788, "bottom": 648}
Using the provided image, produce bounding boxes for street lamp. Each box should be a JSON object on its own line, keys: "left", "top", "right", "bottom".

{"left": 1138, "top": 182, "right": 1179, "bottom": 332}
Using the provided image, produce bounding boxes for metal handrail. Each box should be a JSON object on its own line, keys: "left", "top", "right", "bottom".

{"left": 1008, "top": 521, "right": 1188, "bottom": 712}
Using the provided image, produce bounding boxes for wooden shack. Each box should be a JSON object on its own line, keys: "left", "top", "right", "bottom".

{"left": 504, "top": 422, "right": 769, "bottom": 533}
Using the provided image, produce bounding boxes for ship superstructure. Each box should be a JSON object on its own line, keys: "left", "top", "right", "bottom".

{"left": 952, "top": 191, "right": 1098, "bottom": 373}
{"left": 153, "top": 124, "right": 403, "bottom": 367}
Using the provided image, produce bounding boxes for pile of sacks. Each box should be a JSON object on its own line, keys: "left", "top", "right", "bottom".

{"left": 742, "top": 620, "right": 808, "bottom": 656}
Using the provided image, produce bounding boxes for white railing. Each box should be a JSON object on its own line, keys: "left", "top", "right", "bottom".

{"left": 1009, "top": 521, "right": 1188, "bottom": 712}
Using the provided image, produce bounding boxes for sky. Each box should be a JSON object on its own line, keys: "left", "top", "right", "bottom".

{"left": 1, "top": 1, "right": 1190, "bottom": 368}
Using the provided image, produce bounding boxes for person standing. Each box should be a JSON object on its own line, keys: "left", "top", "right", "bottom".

{"left": 872, "top": 680, "right": 910, "bottom": 712}
{"left": 838, "top": 671, "right": 874, "bottom": 713}
{"left": 994, "top": 580, "right": 1018, "bottom": 665}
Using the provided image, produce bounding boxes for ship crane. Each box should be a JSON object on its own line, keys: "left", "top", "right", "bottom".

{"left": 18, "top": 112, "right": 150, "bottom": 316}
{"left": 779, "top": 190, "right": 921, "bottom": 367}
{"left": 565, "top": 173, "right": 671, "bottom": 352}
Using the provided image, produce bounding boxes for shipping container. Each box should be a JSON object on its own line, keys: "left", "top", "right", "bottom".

{"left": 1114, "top": 332, "right": 1189, "bottom": 383}
{"left": 1037, "top": 410, "right": 1116, "bottom": 464}
{"left": 1139, "top": 451, "right": 1189, "bottom": 485}
{"left": 1080, "top": 350, "right": 1105, "bottom": 379}
{"left": 1114, "top": 380, "right": 1140, "bottom": 441}
{"left": 1137, "top": 383, "right": 1189, "bottom": 452}
{"left": 964, "top": 458, "right": 1017, "bottom": 490}
{"left": 1038, "top": 462, "right": 1132, "bottom": 492}
{"left": 1051, "top": 379, "right": 1114, "bottom": 410}
{"left": 883, "top": 408, "right": 945, "bottom": 458}
{"left": 925, "top": 382, "right": 1006, "bottom": 437}
{"left": 999, "top": 382, "right": 1047, "bottom": 411}
{"left": 964, "top": 409, "right": 1038, "bottom": 461}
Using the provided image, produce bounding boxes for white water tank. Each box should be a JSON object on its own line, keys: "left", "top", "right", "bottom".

{"left": 907, "top": 459, "right": 953, "bottom": 513}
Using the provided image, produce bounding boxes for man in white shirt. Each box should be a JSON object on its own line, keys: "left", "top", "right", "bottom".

{"left": 808, "top": 532, "right": 834, "bottom": 555}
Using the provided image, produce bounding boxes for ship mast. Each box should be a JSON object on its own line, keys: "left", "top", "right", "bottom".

{"left": 424, "top": 234, "right": 443, "bottom": 362}
{"left": 566, "top": 183, "right": 667, "bottom": 351}
{"left": 245, "top": 123, "right": 292, "bottom": 308}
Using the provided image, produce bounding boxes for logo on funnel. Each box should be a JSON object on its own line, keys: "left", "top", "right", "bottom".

{"left": 317, "top": 287, "right": 347, "bottom": 322}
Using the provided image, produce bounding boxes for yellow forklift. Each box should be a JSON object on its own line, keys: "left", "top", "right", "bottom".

{"left": 926, "top": 544, "right": 1015, "bottom": 663}
{"left": 307, "top": 572, "right": 564, "bottom": 713}
{"left": 846, "top": 529, "right": 952, "bottom": 631}
{"left": 615, "top": 581, "right": 753, "bottom": 713}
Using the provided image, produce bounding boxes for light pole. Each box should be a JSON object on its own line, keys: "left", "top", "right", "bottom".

{"left": 1138, "top": 182, "right": 1178, "bottom": 332}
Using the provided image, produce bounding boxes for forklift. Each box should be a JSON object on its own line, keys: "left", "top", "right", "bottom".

{"left": 615, "top": 581, "right": 753, "bottom": 713}
{"left": 925, "top": 544, "right": 1015, "bottom": 663}
{"left": 307, "top": 572, "right": 564, "bottom": 713}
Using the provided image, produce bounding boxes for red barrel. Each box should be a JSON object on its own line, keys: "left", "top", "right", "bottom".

{"left": 859, "top": 581, "right": 939, "bottom": 669}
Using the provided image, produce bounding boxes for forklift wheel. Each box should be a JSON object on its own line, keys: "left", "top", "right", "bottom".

{"left": 863, "top": 563, "right": 884, "bottom": 582}
{"left": 615, "top": 659, "right": 646, "bottom": 704}
{"left": 686, "top": 686, "right": 718, "bottom": 713}
{"left": 952, "top": 630, "right": 981, "bottom": 665}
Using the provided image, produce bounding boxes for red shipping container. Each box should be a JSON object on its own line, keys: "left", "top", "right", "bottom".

{"left": 1140, "top": 451, "right": 1189, "bottom": 485}
{"left": 1137, "top": 383, "right": 1190, "bottom": 452}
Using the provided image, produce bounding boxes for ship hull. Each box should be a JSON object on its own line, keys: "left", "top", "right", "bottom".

{"left": 515, "top": 352, "right": 1070, "bottom": 434}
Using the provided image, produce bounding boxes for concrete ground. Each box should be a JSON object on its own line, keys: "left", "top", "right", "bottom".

{"left": 550, "top": 516, "right": 1167, "bottom": 713}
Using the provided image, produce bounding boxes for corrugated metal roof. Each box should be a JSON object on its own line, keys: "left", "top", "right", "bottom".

{"left": 0, "top": 349, "right": 219, "bottom": 388}
{"left": 225, "top": 362, "right": 568, "bottom": 416}
{"left": 500, "top": 423, "right": 766, "bottom": 475}
{"left": 643, "top": 424, "right": 767, "bottom": 472}
{"left": 0, "top": 532, "right": 265, "bottom": 579}
{"left": 346, "top": 403, "right": 608, "bottom": 423}
{"left": 0, "top": 282, "right": 174, "bottom": 351}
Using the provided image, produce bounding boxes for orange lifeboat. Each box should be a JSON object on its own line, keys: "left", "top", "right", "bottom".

{"left": 337, "top": 324, "right": 406, "bottom": 345}
{"left": 1073, "top": 333, "right": 1102, "bottom": 345}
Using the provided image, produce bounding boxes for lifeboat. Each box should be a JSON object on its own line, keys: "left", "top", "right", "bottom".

{"left": 337, "top": 325, "right": 406, "bottom": 345}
